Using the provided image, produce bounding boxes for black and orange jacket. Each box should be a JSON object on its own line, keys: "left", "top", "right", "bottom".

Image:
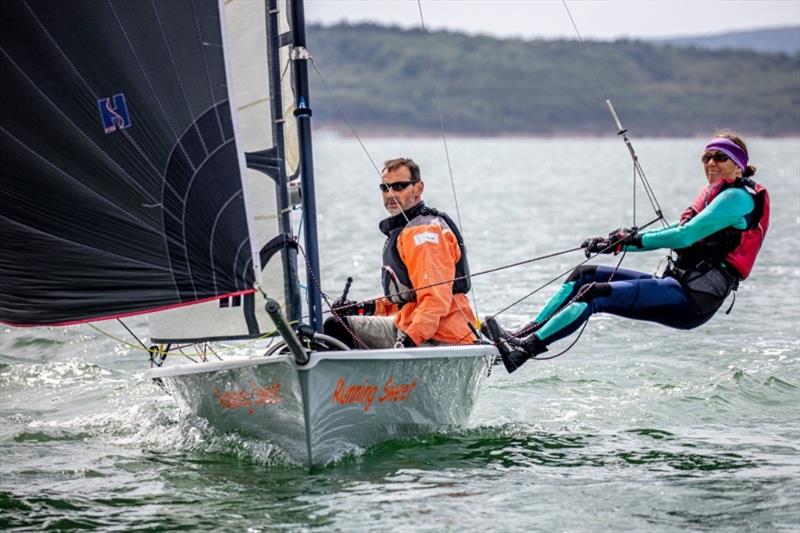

{"left": 374, "top": 203, "right": 476, "bottom": 345}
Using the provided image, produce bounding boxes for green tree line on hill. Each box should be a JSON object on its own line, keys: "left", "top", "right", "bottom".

{"left": 306, "top": 23, "right": 800, "bottom": 136}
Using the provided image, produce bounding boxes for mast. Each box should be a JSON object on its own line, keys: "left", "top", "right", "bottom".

{"left": 290, "top": 0, "right": 323, "bottom": 331}
{"left": 265, "top": 0, "right": 301, "bottom": 323}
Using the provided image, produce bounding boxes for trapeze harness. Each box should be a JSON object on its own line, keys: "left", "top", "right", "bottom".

{"left": 380, "top": 202, "right": 471, "bottom": 306}
{"left": 666, "top": 177, "right": 770, "bottom": 319}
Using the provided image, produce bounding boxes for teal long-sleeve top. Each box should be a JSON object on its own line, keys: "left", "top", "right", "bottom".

{"left": 634, "top": 187, "right": 754, "bottom": 251}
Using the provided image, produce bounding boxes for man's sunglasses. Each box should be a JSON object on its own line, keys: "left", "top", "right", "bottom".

{"left": 701, "top": 152, "right": 730, "bottom": 164}
{"left": 379, "top": 180, "right": 418, "bottom": 193}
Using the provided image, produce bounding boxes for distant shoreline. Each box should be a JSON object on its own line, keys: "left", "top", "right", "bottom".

{"left": 307, "top": 24, "right": 799, "bottom": 139}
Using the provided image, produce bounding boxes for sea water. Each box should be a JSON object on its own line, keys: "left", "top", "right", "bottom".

{"left": 1, "top": 137, "right": 798, "bottom": 531}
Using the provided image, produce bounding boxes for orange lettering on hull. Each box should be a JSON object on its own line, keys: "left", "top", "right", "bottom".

{"left": 213, "top": 389, "right": 251, "bottom": 410}
{"left": 213, "top": 382, "right": 282, "bottom": 415}
{"left": 332, "top": 376, "right": 416, "bottom": 411}
{"left": 253, "top": 383, "right": 282, "bottom": 406}
{"left": 332, "top": 378, "right": 378, "bottom": 411}
{"left": 379, "top": 377, "right": 416, "bottom": 403}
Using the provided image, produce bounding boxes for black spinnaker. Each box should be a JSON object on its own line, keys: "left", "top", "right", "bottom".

{"left": 0, "top": 0, "right": 258, "bottom": 326}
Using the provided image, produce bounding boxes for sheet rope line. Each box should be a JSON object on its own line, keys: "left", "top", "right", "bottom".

{"left": 460, "top": 215, "right": 663, "bottom": 351}
{"left": 296, "top": 242, "right": 584, "bottom": 314}
{"left": 86, "top": 321, "right": 287, "bottom": 359}
{"left": 465, "top": 1, "right": 673, "bottom": 360}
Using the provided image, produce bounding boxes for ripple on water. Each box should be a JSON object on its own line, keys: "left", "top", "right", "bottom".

{"left": 0, "top": 359, "right": 114, "bottom": 389}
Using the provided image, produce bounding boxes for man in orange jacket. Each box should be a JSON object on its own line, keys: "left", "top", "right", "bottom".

{"left": 324, "top": 157, "right": 477, "bottom": 349}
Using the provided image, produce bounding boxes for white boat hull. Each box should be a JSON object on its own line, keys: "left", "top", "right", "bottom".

{"left": 145, "top": 345, "right": 495, "bottom": 464}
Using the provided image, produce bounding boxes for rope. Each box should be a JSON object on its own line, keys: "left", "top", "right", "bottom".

{"left": 87, "top": 322, "right": 286, "bottom": 359}
{"left": 469, "top": 242, "right": 631, "bottom": 356}
{"left": 116, "top": 318, "right": 149, "bottom": 351}
{"left": 306, "top": 34, "right": 476, "bottom": 333}
{"left": 295, "top": 241, "right": 371, "bottom": 349}
{"left": 315, "top": 245, "right": 584, "bottom": 318}
{"left": 485, "top": 216, "right": 661, "bottom": 322}
{"left": 529, "top": 249, "right": 628, "bottom": 361}
{"left": 489, "top": 189, "right": 664, "bottom": 360}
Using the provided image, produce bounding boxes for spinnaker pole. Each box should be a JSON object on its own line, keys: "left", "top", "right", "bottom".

{"left": 290, "top": 0, "right": 323, "bottom": 331}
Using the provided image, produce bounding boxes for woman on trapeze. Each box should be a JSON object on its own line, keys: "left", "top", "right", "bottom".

{"left": 482, "top": 130, "right": 771, "bottom": 373}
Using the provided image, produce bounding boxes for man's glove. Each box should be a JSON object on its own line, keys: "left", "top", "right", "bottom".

{"left": 331, "top": 298, "right": 375, "bottom": 317}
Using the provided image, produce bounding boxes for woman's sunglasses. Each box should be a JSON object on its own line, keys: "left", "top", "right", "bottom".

{"left": 379, "top": 180, "right": 418, "bottom": 193}
{"left": 701, "top": 152, "right": 730, "bottom": 164}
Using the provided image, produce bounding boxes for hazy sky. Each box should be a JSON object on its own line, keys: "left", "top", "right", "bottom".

{"left": 305, "top": 0, "right": 800, "bottom": 40}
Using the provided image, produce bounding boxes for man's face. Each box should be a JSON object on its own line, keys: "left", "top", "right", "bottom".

{"left": 381, "top": 165, "right": 423, "bottom": 216}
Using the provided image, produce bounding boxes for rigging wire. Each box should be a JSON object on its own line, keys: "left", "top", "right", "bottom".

{"left": 415, "top": 0, "right": 480, "bottom": 319}
{"left": 415, "top": 0, "right": 462, "bottom": 230}
{"left": 307, "top": 56, "right": 412, "bottom": 225}
{"left": 308, "top": 244, "right": 585, "bottom": 318}
{"left": 307, "top": 58, "right": 381, "bottom": 177}
{"left": 561, "top": 0, "right": 668, "bottom": 228}
{"left": 560, "top": 0, "right": 611, "bottom": 101}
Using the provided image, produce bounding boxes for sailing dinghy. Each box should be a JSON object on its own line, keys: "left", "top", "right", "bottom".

{"left": 0, "top": 0, "right": 494, "bottom": 464}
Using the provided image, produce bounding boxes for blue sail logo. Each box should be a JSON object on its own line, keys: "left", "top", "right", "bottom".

{"left": 97, "top": 93, "right": 131, "bottom": 134}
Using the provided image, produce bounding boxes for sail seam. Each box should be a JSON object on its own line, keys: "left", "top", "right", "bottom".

{"left": 21, "top": 1, "right": 184, "bottom": 193}
{"left": 159, "top": 100, "right": 235, "bottom": 214}
{"left": 190, "top": 0, "right": 227, "bottom": 145}
{"left": 107, "top": 0, "right": 198, "bottom": 174}
{"left": 238, "top": 97, "right": 271, "bottom": 112}
{"left": 178, "top": 137, "right": 239, "bottom": 298}
{"left": 207, "top": 189, "right": 251, "bottom": 293}
{"left": 234, "top": 237, "right": 253, "bottom": 289}
{"left": 151, "top": 0, "right": 210, "bottom": 158}
{"left": 16, "top": 1, "right": 184, "bottom": 220}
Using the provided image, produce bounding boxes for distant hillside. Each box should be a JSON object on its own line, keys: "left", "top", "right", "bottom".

{"left": 306, "top": 23, "right": 800, "bottom": 137}
{"left": 657, "top": 26, "right": 800, "bottom": 55}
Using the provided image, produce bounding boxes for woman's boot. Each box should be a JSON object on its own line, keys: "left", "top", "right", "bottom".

{"left": 479, "top": 318, "right": 542, "bottom": 342}
{"left": 482, "top": 317, "right": 547, "bottom": 373}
